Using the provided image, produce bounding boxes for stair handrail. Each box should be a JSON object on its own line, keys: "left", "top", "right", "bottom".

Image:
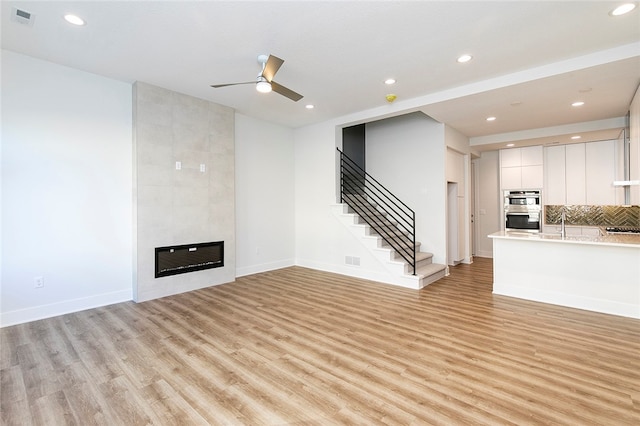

{"left": 337, "top": 148, "right": 417, "bottom": 275}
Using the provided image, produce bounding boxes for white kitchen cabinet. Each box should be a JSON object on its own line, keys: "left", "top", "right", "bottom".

{"left": 543, "top": 141, "right": 622, "bottom": 206}
{"left": 521, "top": 146, "right": 544, "bottom": 166}
{"left": 544, "top": 145, "right": 566, "bottom": 205}
{"left": 521, "top": 165, "right": 544, "bottom": 189}
{"left": 501, "top": 167, "right": 522, "bottom": 190}
{"left": 500, "top": 148, "right": 521, "bottom": 167}
{"left": 500, "top": 146, "right": 543, "bottom": 190}
{"left": 585, "top": 140, "right": 616, "bottom": 205}
{"left": 565, "top": 143, "right": 586, "bottom": 205}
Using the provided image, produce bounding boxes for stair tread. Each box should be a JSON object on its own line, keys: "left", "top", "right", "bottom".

{"left": 415, "top": 251, "right": 433, "bottom": 261}
{"left": 415, "top": 262, "right": 447, "bottom": 277}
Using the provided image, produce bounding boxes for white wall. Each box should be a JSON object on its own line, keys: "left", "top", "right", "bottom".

{"left": 1, "top": 51, "right": 133, "bottom": 326}
{"left": 235, "top": 114, "right": 295, "bottom": 276}
{"left": 444, "top": 125, "right": 469, "bottom": 155}
{"left": 630, "top": 84, "right": 640, "bottom": 205}
{"left": 473, "top": 151, "right": 501, "bottom": 257}
{"left": 293, "top": 122, "right": 397, "bottom": 282}
{"left": 445, "top": 125, "right": 471, "bottom": 263}
{"left": 366, "top": 113, "right": 447, "bottom": 264}
{"left": 446, "top": 149, "right": 465, "bottom": 264}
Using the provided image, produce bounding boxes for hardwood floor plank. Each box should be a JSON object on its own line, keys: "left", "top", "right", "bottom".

{"left": 62, "top": 380, "right": 120, "bottom": 426}
{"left": 0, "top": 397, "right": 32, "bottom": 426}
{"left": 30, "top": 390, "right": 76, "bottom": 426}
{"left": 0, "top": 365, "right": 27, "bottom": 415}
{"left": 1, "top": 258, "right": 639, "bottom": 425}
{"left": 142, "top": 379, "right": 210, "bottom": 426}
{"left": 97, "top": 375, "right": 163, "bottom": 425}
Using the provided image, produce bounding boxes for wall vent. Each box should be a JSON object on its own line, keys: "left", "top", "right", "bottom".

{"left": 345, "top": 256, "right": 361, "bottom": 266}
{"left": 11, "top": 7, "right": 35, "bottom": 26}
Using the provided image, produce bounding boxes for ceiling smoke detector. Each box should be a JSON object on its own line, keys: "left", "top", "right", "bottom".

{"left": 11, "top": 7, "right": 35, "bottom": 26}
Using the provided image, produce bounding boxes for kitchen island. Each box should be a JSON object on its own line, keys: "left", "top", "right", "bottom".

{"left": 489, "top": 231, "right": 640, "bottom": 319}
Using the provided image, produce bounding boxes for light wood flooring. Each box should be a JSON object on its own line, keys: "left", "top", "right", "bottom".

{"left": 1, "top": 257, "right": 639, "bottom": 425}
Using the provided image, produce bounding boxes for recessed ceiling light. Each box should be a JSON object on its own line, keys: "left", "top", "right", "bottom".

{"left": 610, "top": 3, "right": 636, "bottom": 16}
{"left": 486, "top": 116, "right": 496, "bottom": 122}
{"left": 384, "top": 78, "right": 396, "bottom": 85}
{"left": 457, "top": 54, "right": 472, "bottom": 63}
{"left": 571, "top": 135, "right": 582, "bottom": 140}
{"left": 64, "top": 14, "right": 85, "bottom": 26}
{"left": 305, "top": 104, "right": 314, "bottom": 109}
{"left": 506, "top": 143, "right": 515, "bottom": 147}
{"left": 572, "top": 101, "right": 585, "bottom": 107}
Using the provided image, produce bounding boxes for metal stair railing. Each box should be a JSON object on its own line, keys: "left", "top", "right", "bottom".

{"left": 337, "top": 148, "right": 417, "bottom": 275}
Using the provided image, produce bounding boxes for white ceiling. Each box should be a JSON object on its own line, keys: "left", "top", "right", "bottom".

{"left": 2, "top": 1, "right": 639, "bottom": 151}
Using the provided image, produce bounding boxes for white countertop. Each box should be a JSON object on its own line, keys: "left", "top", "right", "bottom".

{"left": 489, "top": 230, "right": 640, "bottom": 248}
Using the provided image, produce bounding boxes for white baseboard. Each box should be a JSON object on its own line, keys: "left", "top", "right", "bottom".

{"left": 474, "top": 250, "right": 493, "bottom": 258}
{"left": 1, "top": 289, "right": 133, "bottom": 328}
{"left": 295, "top": 258, "right": 421, "bottom": 289}
{"left": 235, "top": 258, "right": 295, "bottom": 278}
{"left": 493, "top": 284, "right": 639, "bottom": 319}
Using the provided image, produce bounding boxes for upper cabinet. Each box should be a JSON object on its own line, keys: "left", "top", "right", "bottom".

{"left": 544, "top": 145, "right": 567, "bottom": 204}
{"left": 585, "top": 140, "right": 618, "bottom": 205}
{"left": 500, "top": 146, "right": 543, "bottom": 190}
{"left": 545, "top": 144, "right": 587, "bottom": 205}
{"left": 543, "top": 140, "right": 624, "bottom": 205}
{"left": 566, "top": 144, "right": 587, "bottom": 205}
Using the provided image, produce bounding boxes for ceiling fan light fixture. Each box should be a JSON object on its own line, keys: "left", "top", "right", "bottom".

{"left": 610, "top": 3, "right": 636, "bottom": 16}
{"left": 64, "top": 14, "right": 85, "bottom": 26}
{"left": 256, "top": 79, "right": 272, "bottom": 93}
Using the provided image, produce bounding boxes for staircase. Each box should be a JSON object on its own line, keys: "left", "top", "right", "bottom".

{"left": 335, "top": 149, "right": 447, "bottom": 289}
{"left": 332, "top": 201, "right": 447, "bottom": 289}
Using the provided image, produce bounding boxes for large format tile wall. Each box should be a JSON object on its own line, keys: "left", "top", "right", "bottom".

{"left": 133, "top": 82, "right": 236, "bottom": 302}
{"left": 545, "top": 205, "right": 640, "bottom": 227}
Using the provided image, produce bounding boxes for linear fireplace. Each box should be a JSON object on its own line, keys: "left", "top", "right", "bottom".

{"left": 155, "top": 241, "right": 224, "bottom": 278}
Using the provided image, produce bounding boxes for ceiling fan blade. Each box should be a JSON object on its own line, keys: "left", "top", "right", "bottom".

{"left": 262, "top": 55, "right": 284, "bottom": 82}
{"left": 271, "top": 81, "right": 303, "bottom": 102}
{"left": 210, "top": 81, "right": 254, "bottom": 88}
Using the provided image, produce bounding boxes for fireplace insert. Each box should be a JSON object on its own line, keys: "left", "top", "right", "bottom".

{"left": 155, "top": 241, "right": 223, "bottom": 278}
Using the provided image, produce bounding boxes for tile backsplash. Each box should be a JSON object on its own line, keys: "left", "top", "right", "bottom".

{"left": 545, "top": 205, "right": 640, "bottom": 227}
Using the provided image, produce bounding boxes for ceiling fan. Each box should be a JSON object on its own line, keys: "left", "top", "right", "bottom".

{"left": 211, "top": 54, "right": 303, "bottom": 102}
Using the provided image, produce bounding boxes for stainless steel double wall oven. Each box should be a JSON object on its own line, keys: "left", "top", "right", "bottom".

{"left": 504, "top": 190, "right": 541, "bottom": 232}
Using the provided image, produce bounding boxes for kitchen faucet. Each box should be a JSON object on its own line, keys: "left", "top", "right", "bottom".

{"left": 560, "top": 209, "right": 566, "bottom": 239}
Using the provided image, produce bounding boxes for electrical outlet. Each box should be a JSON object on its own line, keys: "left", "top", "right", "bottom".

{"left": 34, "top": 276, "right": 44, "bottom": 288}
